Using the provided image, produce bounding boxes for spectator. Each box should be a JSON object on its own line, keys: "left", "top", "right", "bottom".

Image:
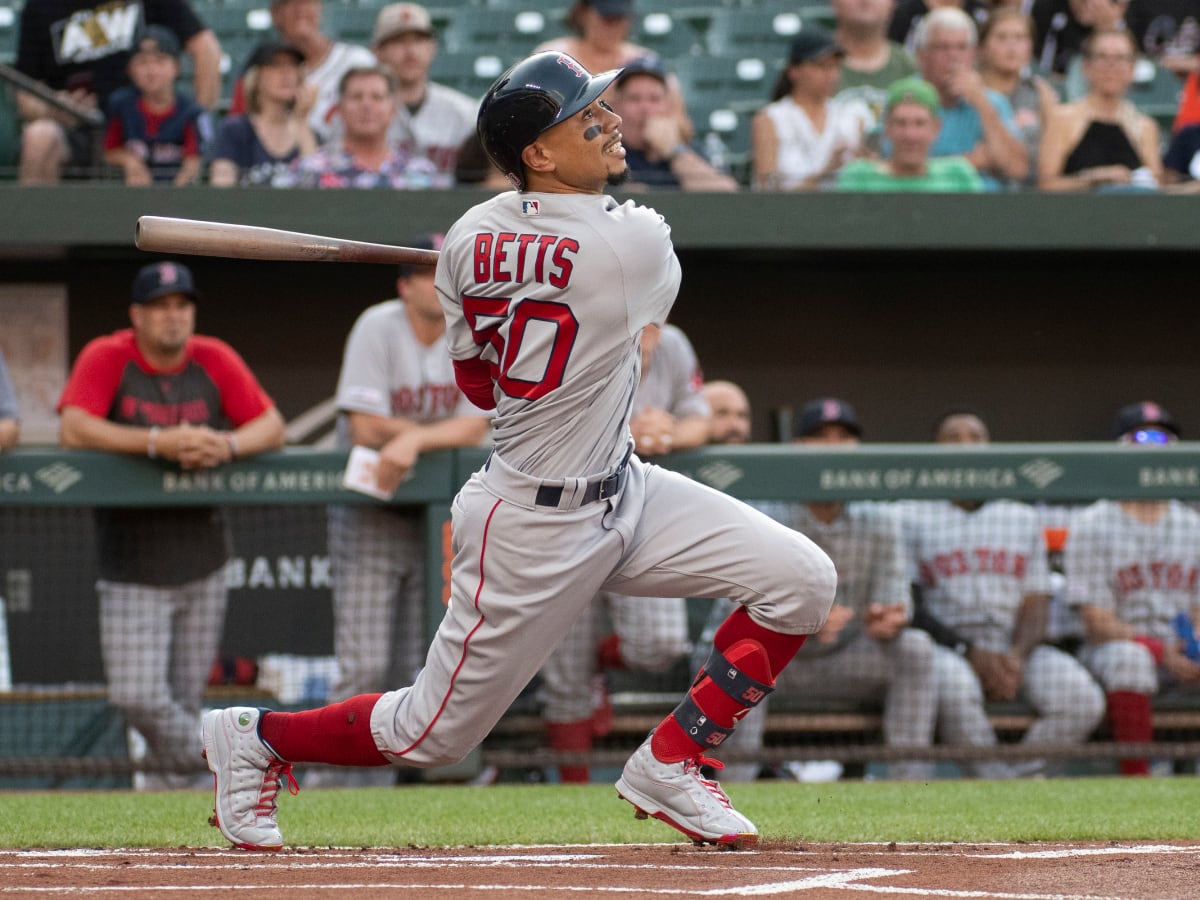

{"left": 453, "top": 132, "right": 513, "bottom": 190}
{"left": 536, "top": 0, "right": 692, "bottom": 137}
{"left": 285, "top": 66, "right": 446, "bottom": 188}
{"left": 608, "top": 57, "right": 737, "bottom": 192}
{"left": 209, "top": 43, "right": 315, "bottom": 187}
{"left": 1163, "top": 120, "right": 1200, "bottom": 187}
{"left": 889, "top": 0, "right": 991, "bottom": 53}
{"left": 231, "top": 0, "right": 377, "bottom": 144}
{"left": 751, "top": 28, "right": 871, "bottom": 191}
{"left": 910, "top": 8, "right": 1029, "bottom": 186}
{"left": 538, "top": 322, "right": 710, "bottom": 783}
{"left": 703, "top": 380, "right": 751, "bottom": 445}
{"left": 978, "top": 9, "right": 1060, "bottom": 189}
{"left": 365, "top": 3, "right": 477, "bottom": 180}
{"left": 833, "top": 0, "right": 919, "bottom": 125}
{"left": 102, "top": 26, "right": 206, "bottom": 186}
{"left": 1038, "top": 30, "right": 1163, "bottom": 190}
{"left": 56, "top": 261, "right": 285, "bottom": 788}
{"left": 902, "top": 408, "right": 1105, "bottom": 778}
{"left": 702, "top": 397, "right": 938, "bottom": 783}
{"left": 1030, "top": 0, "right": 1128, "bottom": 78}
{"left": 837, "top": 76, "right": 985, "bottom": 190}
{"left": 313, "top": 235, "right": 492, "bottom": 788}
{"left": 14, "top": 0, "right": 220, "bottom": 184}
{"left": 1124, "top": 0, "right": 1200, "bottom": 77}
{"left": 1067, "top": 402, "right": 1200, "bottom": 776}
{"left": 0, "top": 348, "right": 18, "bottom": 450}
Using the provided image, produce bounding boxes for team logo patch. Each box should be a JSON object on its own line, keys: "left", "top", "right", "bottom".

{"left": 521, "top": 199, "right": 541, "bottom": 216}
{"left": 557, "top": 55, "right": 586, "bottom": 78}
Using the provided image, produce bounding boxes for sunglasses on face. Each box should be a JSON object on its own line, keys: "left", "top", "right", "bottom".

{"left": 1123, "top": 428, "right": 1175, "bottom": 445}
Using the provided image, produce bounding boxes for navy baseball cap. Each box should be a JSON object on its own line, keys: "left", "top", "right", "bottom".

{"left": 134, "top": 25, "right": 182, "bottom": 60}
{"left": 795, "top": 397, "right": 862, "bottom": 438}
{"left": 616, "top": 55, "right": 668, "bottom": 87}
{"left": 788, "top": 26, "right": 844, "bottom": 64}
{"left": 583, "top": 0, "right": 635, "bottom": 17}
{"left": 132, "top": 261, "right": 199, "bottom": 304}
{"left": 1112, "top": 401, "right": 1180, "bottom": 440}
{"left": 247, "top": 42, "right": 305, "bottom": 68}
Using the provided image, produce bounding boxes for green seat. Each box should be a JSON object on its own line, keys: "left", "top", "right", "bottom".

{"left": 704, "top": 5, "right": 802, "bottom": 59}
{"left": 441, "top": 6, "right": 552, "bottom": 56}
{"left": 0, "top": 83, "right": 19, "bottom": 180}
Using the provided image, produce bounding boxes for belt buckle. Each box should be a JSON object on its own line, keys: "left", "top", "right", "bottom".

{"left": 597, "top": 468, "right": 620, "bottom": 501}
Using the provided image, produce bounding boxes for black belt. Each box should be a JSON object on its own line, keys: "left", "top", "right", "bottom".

{"left": 534, "top": 447, "right": 631, "bottom": 508}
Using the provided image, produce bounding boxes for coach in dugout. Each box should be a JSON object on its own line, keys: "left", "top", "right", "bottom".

{"left": 57, "top": 261, "right": 285, "bottom": 789}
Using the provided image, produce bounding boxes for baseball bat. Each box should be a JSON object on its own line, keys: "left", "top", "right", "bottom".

{"left": 134, "top": 216, "right": 440, "bottom": 266}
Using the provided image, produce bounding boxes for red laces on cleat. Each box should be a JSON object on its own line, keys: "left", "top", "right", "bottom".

{"left": 685, "top": 756, "right": 735, "bottom": 811}
{"left": 255, "top": 761, "right": 299, "bottom": 818}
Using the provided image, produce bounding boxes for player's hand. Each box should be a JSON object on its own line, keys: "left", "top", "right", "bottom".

{"left": 864, "top": 603, "right": 907, "bottom": 641}
{"left": 948, "top": 68, "right": 987, "bottom": 109}
{"left": 175, "top": 424, "right": 232, "bottom": 469}
{"left": 816, "top": 603, "right": 855, "bottom": 644}
{"left": 968, "top": 647, "right": 1022, "bottom": 701}
{"left": 1164, "top": 642, "right": 1200, "bottom": 682}
{"left": 642, "top": 116, "right": 685, "bottom": 161}
{"left": 1085, "top": 165, "right": 1133, "bottom": 186}
{"left": 375, "top": 432, "right": 421, "bottom": 494}
{"left": 630, "top": 407, "right": 677, "bottom": 456}
{"left": 294, "top": 83, "right": 318, "bottom": 120}
{"left": 122, "top": 158, "right": 153, "bottom": 186}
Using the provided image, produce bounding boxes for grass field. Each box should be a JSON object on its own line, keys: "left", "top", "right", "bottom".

{"left": 2, "top": 777, "right": 1199, "bottom": 849}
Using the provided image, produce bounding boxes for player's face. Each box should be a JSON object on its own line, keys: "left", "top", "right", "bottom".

{"left": 612, "top": 76, "right": 668, "bottom": 146}
{"left": 533, "top": 96, "right": 627, "bottom": 192}
{"left": 919, "top": 26, "right": 974, "bottom": 87}
{"left": 705, "top": 385, "right": 752, "bottom": 445}
{"left": 398, "top": 271, "right": 442, "bottom": 323}
{"left": 886, "top": 102, "right": 939, "bottom": 167}
{"left": 127, "top": 50, "right": 179, "bottom": 98}
{"left": 131, "top": 293, "right": 195, "bottom": 358}
{"left": 271, "top": 0, "right": 322, "bottom": 43}
{"left": 340, "top": 74, "right": 396, "bottom": 142}
{"left": 936, "top": 414, "right": 989, "bottom": 444}
{"left": 375, "top": 32, "right": 436, "bottom": 86}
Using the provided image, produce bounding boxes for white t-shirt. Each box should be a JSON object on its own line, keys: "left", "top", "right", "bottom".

{"left": 307, "top": 40, "right": 378, "bottom": 143}
{"left": 760, "top": 95, "right": 870, "bottom": 189}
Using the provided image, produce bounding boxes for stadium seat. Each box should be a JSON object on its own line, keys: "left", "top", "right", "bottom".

{"left": 441, "top": 7, "right": 555, "bottom": 56}
{"left": 635, "top": 11, "right": 701, "bottom": 60}
{"left": 430, "top": 49, "right": 513, "bottom": 98}
{"left": 673, "top": 54, "right": 772, "bottom": 115}
{"left": 0, "top": 4, "right": 18, "bottom": 64}
{"left": 0, "top": 83, "right": 19, "bottom": 180}
{"left": 704, "top": 6, "right": 802, "bottom": 60}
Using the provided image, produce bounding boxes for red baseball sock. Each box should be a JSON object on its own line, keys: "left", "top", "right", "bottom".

{"left": 259, "top": 694, "right": 391, "bottom": 766}
{"left": 1106, "top": 690, "right": 1152, "bottom": 776}
{"left": 546, "top": 720, "right": 593, "bottom": 784}
{"left": 596, "top": 633, "right": 625, "bottom": 671}
{"left": 713, "top": 605, "right": 809, "bottom": 673}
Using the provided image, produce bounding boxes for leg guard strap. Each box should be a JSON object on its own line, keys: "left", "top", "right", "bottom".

{"left": 698, "top": 645, "right": 775, "bottom": 708}
{"left": 671, "top": 693, "right": 735, "bottom": 751}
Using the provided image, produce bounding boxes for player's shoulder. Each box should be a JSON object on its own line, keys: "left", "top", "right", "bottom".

{"left": 77, "top": 329, "right": 136, "bottom": 361}
{"left": 189, "top": 334, "right": 246, "bottom": 367}
{"left": 352, "top": 298, "right": 407, "bottom": 331}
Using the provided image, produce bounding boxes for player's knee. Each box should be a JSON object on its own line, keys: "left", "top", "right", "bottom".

{"left": 21, "top": 120, "right": 62, "bottom": 159}
{"left": 892, "top": 627, "right": 936, "bottom": 666}
{"left": 776, "top": 541, "right": 837, "bottom": 631}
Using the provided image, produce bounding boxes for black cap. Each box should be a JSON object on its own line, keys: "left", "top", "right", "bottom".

{"left": 132, "top": 261, "right": 199, "bottom": 304}
{"left": 247, "top": 42, "right": 305, "bottom": 68}
{"left": 583, "top": 0, "right": 634, "bottom": 16}
{"left": 1112, "top": 401, "right": 1181, "bottom": 439}
{"left": 397, "top": 233, "right": 443, "bottom": 278}
{"left": 788, "top": 26, "right": 843, "bottom": 64}
{"left": 615, "top": 54, "right": 668, "bottom": 87}
{"left": 795, "top": 397, "right": 862, "bottom": 438}
{"left": 133, "top": 25, "right": 182, "bottom": 60}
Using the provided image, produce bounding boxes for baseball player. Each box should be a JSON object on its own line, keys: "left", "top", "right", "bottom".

{"left": 703, "top": 399, "right": 938, "bottom": 783}
{"left": 315, "top": 234, "right": 492, "bottom": 788}
{"left": 1066, "top": 402, "right": 1200, "bottom": 775}
{"left": 902, "top": 409, "right": 1105, "bottom": 778}
{"left": 538, "top": 322, "right": 710, "bottom": 783}
{"left": 202, "top": 50, "right": 835, "bottom": 851}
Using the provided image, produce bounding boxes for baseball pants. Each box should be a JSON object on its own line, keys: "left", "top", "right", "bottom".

{"left": 370, "top": 453, "right": 836, "bottom": 767}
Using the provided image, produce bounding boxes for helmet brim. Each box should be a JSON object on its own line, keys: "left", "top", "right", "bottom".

{"left": 537, "top": 67, "right": 623, "bottom": 137}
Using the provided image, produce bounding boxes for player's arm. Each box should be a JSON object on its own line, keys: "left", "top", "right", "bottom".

{"left": 1010, "top": 592, "right": 1051, "bottom": 659}
{"left": 184, "top": 29, "right": 222, "bottom": 110}
{"left": 671, "top": 413, "right": 711, "bottom": 451}
{"left": 1078, "top": 603, "right": 1137, "bottom": 644}
{"left": 909, "top": 584, "right": 973, "bottom": 654}
{"left": 60, "top": 405, "right": 168, "bottom": 457}
{"left": 371, "top": 414, "right": 491, "bottom": 493}
{"left": 0, "top": 418, "right": 19, "bottom": 449}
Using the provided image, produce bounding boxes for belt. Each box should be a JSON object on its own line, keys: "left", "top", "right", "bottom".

{"left": 534, "top": 446, "right": 632, "bottom": 508}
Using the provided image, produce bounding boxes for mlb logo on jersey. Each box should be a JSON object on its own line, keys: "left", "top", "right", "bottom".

{"left": 521, "top": 199, "right": 541, "bottom": 216}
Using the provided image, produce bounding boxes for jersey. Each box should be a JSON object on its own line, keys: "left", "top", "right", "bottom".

{"left": 1065, "top": 499, "right": 1200, "bottom": 642}
{"left": 436, "top": 191, "right": 681, "bottom": 479}
{"left": 15, "top": 0, "right": 206, "bottom": 108}
{"left": 635, "top": 323, "right": 706, "bottom": 419}
{"left": 57, "top": 328, "right": 274, "bottom": 586}
{"left": 103, "top": 87, "right": 204, "bottom": 181}
{"left": 333, "top": 299, "right": 481, "bottom": 449}
{"left": 899, "top": 499, "right": 1053, "bottom": 652}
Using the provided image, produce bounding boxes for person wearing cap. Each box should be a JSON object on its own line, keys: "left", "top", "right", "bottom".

{"left": 364, "top": 2, "right": 476, "bottom": 181}
{"left": 537, "top": 1, "right": 693, "bottom": 139}
{"left": 102, "top": 26, "right": 209, "bottom": 185}
{"left": 910, "top": 7, "right": 1028, "bottom": 186}
{"left": 697, "top": 396, "right": 938, "bottom": 783}
{"left": 14, "top": 0, "right": 221, "bottom": 184}
{"left": 752, "top": 27, "right": 872, "bottom": 190}
{"left": 229, "top": 0, "right": 376, "bottom": 144}
{"left": 837, "top": 75, "right": 985, "bottom": 190}
{"left": 313, "top": 235, "right": 491, "bottom": 787}
{"left": 56, "top": 262, "right": 285, "bottom": 789}
{"left": 209, "top": 43, "right": 317, "bottom": 187}
{"left": 1065, "top": 401, "right": 1200, "bottom": 776}
{"left": 608, "top": 56, "right": 737, "bottom": 191}
{"left": 900, "top": 408, "right": 1105, "bottom": 779}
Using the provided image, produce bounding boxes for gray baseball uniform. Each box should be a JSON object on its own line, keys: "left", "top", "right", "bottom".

{"left": 705, "top": 500, "right": 937, "bottom": 781}
{"left": 326, "top": 299, "right": 484, "bottom": 787}
{"left": 366, "top": 191, "right": 834, "bottom": 768}
{"left": 901, "top": 500, "right": 1104, "bottom": 774}
{"left": 1066, "top": 499, "right": 1200, "bottom": 694}
{"left": 540, "top": 323, "right": 708, "bottom": 727}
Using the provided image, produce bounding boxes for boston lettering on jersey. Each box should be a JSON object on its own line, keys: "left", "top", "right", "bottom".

{"left": 473, "top": 232, "right": 579, "bottom": 288}
{"left": 919, "top": 547, "right": 1029, "bottom": 586}
{"left": 1115, "top": 561, "right": 1200, "bottom": 595}
{"left": 110, "top": 361, "right": 228, "bottom": 428}
{"left": 390, "top": 383, "right": 461, "bottom": 418}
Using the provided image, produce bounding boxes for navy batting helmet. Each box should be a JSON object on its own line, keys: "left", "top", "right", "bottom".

{"left": 477, "top": 51, "right": 622, "bottom": 190}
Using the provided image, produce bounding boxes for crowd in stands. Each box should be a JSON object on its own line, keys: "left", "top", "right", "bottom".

{"left": 5, "top": 0, "right": 1200, "bottom": 191}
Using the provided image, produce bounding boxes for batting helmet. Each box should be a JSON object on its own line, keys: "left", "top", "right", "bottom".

{"left": 477, "top": 51, "right": 622, "bottom": 190}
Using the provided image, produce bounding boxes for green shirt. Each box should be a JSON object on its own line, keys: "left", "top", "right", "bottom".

{"left": 836, "top": 156, "right": 985, "bottom": 192}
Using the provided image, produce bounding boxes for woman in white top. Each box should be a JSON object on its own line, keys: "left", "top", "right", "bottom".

{"left": 752, "top": 26, "right": 871, "bottom": 190}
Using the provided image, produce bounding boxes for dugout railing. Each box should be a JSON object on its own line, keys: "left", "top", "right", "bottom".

{"left": 3, "top": 442, "right": 1200, "bottom": 785}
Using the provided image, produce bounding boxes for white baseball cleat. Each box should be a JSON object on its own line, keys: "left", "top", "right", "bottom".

{"left": 201, "top": 707, "right": 297, "bottom": 851}
{"left": 615, "top": 735, "right": 758, "bottom": 850}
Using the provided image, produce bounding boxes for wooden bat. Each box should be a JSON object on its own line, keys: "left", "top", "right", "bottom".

{"left": 135, "top": 216, "right": 440, "bottom": 266}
